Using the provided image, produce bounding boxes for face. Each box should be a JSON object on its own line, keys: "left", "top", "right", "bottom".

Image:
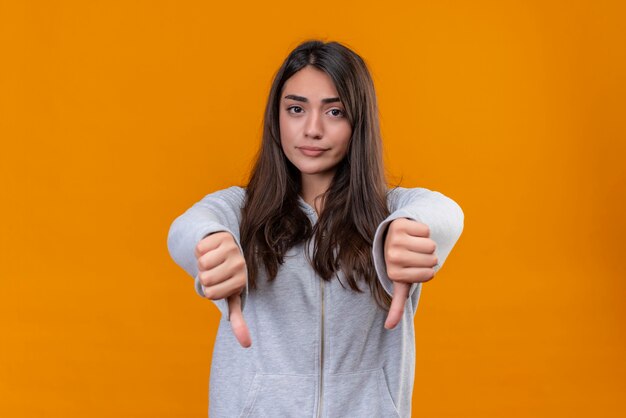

{"left": 279, "top": 66, "right": 352, "bottom": 189}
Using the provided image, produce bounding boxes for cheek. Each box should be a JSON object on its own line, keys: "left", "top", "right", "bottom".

{"left": 279, "top": 116, "right": 296, "bottom": 146}
{"left": 279, "top": 119, "right": 295, "bottom": 160}
{"left": 336, "top": 128, "right": 352, "bottom": 155}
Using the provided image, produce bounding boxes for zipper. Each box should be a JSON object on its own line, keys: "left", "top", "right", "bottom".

{"left": 301, "top": 200, "right": 324, "bottom": 418}
{"left": 317, "top": 277, "right": 325, "bottom": 418}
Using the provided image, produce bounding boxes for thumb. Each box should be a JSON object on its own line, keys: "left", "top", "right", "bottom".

{"left": 384, "top": 282, "right": 410, "bottom": 330}
{"left": 227, "top": 293, "right": 252, "bottom": 348}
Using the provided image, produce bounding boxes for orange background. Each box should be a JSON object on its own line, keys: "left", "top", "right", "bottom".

{"left": 1, "top": 1, "right": 625, "bottom": 417}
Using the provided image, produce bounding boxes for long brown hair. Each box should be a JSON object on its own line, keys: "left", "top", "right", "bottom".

{"left": 240, "top": 39, "right": 392, "bottom": 311}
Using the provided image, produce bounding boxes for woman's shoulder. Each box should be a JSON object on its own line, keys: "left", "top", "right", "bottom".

{"left": 386, "top": 185, "right": 463, "bottom": 213}
{"left": 385, "top": 185, "right": 433, "bottom": 203}
{"left": 199, "top": 185, "right": 247, "bottom": 209}
{"left": 217, "top": 184, "right": 246, "bottom": 198}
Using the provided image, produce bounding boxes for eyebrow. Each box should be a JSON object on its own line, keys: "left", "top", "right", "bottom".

{"left": 283, "top": 94, "right": 341, "bottom": 104}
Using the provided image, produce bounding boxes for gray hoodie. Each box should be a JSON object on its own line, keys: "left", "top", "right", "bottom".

{"left": 167, "top": 185, "right": 464, "bottom": 418}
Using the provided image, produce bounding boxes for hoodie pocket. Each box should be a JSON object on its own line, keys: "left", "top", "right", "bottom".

{"left": 324, "top": 367, "right": 400, "bottom": 418}
{"left": 238, "top": 373, "right": 317, "bottom": 418}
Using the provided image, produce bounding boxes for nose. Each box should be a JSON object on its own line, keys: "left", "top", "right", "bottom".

{"left": 304, "top": 110, "right": 323, "bottom": 139}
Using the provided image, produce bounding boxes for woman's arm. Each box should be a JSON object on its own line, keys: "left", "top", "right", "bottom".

{"left": 372, "top": 187, "right": 465, "bottom": 304}
{"left": 167, "top": 185, "right": 248, "bottom": 320}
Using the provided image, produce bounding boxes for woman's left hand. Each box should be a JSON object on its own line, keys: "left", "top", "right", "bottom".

{"left": 383, "top": 218, "right": 438, "bottom": 329}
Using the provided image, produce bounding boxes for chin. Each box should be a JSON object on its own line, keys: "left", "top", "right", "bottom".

{"left": 286, "top": 153, "right": 340, "bottom": 176}
{"left": 294, "top": 163, "right": 333, "bottom": 175}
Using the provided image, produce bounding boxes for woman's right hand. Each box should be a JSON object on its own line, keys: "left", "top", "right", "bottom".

{"left": 194, "top": 232, "right": 252, "bottom": 348}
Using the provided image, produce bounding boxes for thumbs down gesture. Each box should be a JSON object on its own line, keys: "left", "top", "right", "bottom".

{"left": 383, "top": 218, "right": 438, "bottom": 330}
{"left": 195, "top": 232, "right": 252, "bottom": 348}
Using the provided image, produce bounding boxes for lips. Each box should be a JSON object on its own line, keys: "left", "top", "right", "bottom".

{"left": 298, "top": 146, "right": 327, "bottom": 157}
{"left": 298, "top": 146, "right": 328, "bottom": 151}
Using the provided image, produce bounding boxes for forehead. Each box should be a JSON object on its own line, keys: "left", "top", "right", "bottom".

{"left": 282, "top": 66, "right": 339, "bottom": 98}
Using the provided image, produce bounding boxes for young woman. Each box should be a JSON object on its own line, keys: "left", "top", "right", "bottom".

{"left": 167, "top": 39, "right": 464, "bottom": 418}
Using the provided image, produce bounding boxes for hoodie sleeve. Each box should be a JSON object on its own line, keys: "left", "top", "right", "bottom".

{"left": 166, "top": 186, "right": 247, "bottom": 321}
{"left": 372, "top": 186, "right": 465, "bottom": 305}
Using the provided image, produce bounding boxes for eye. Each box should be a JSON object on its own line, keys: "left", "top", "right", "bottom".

{"left": 329, "top": 108, "right": 345, "bottom": 117}
{"left": 287, "top": 105, "right": 304, "bottom": 114}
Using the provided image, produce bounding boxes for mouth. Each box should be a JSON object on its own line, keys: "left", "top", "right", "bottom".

{"left": 298, "top": 146, "right": 328, "bottom": 151}
{"left": 297, "top": 146, "right": 328, "bottom": 157}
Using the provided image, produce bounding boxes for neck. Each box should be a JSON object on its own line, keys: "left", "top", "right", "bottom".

{"left": 300, "top": 172, "right": 334, "bottom": 215}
